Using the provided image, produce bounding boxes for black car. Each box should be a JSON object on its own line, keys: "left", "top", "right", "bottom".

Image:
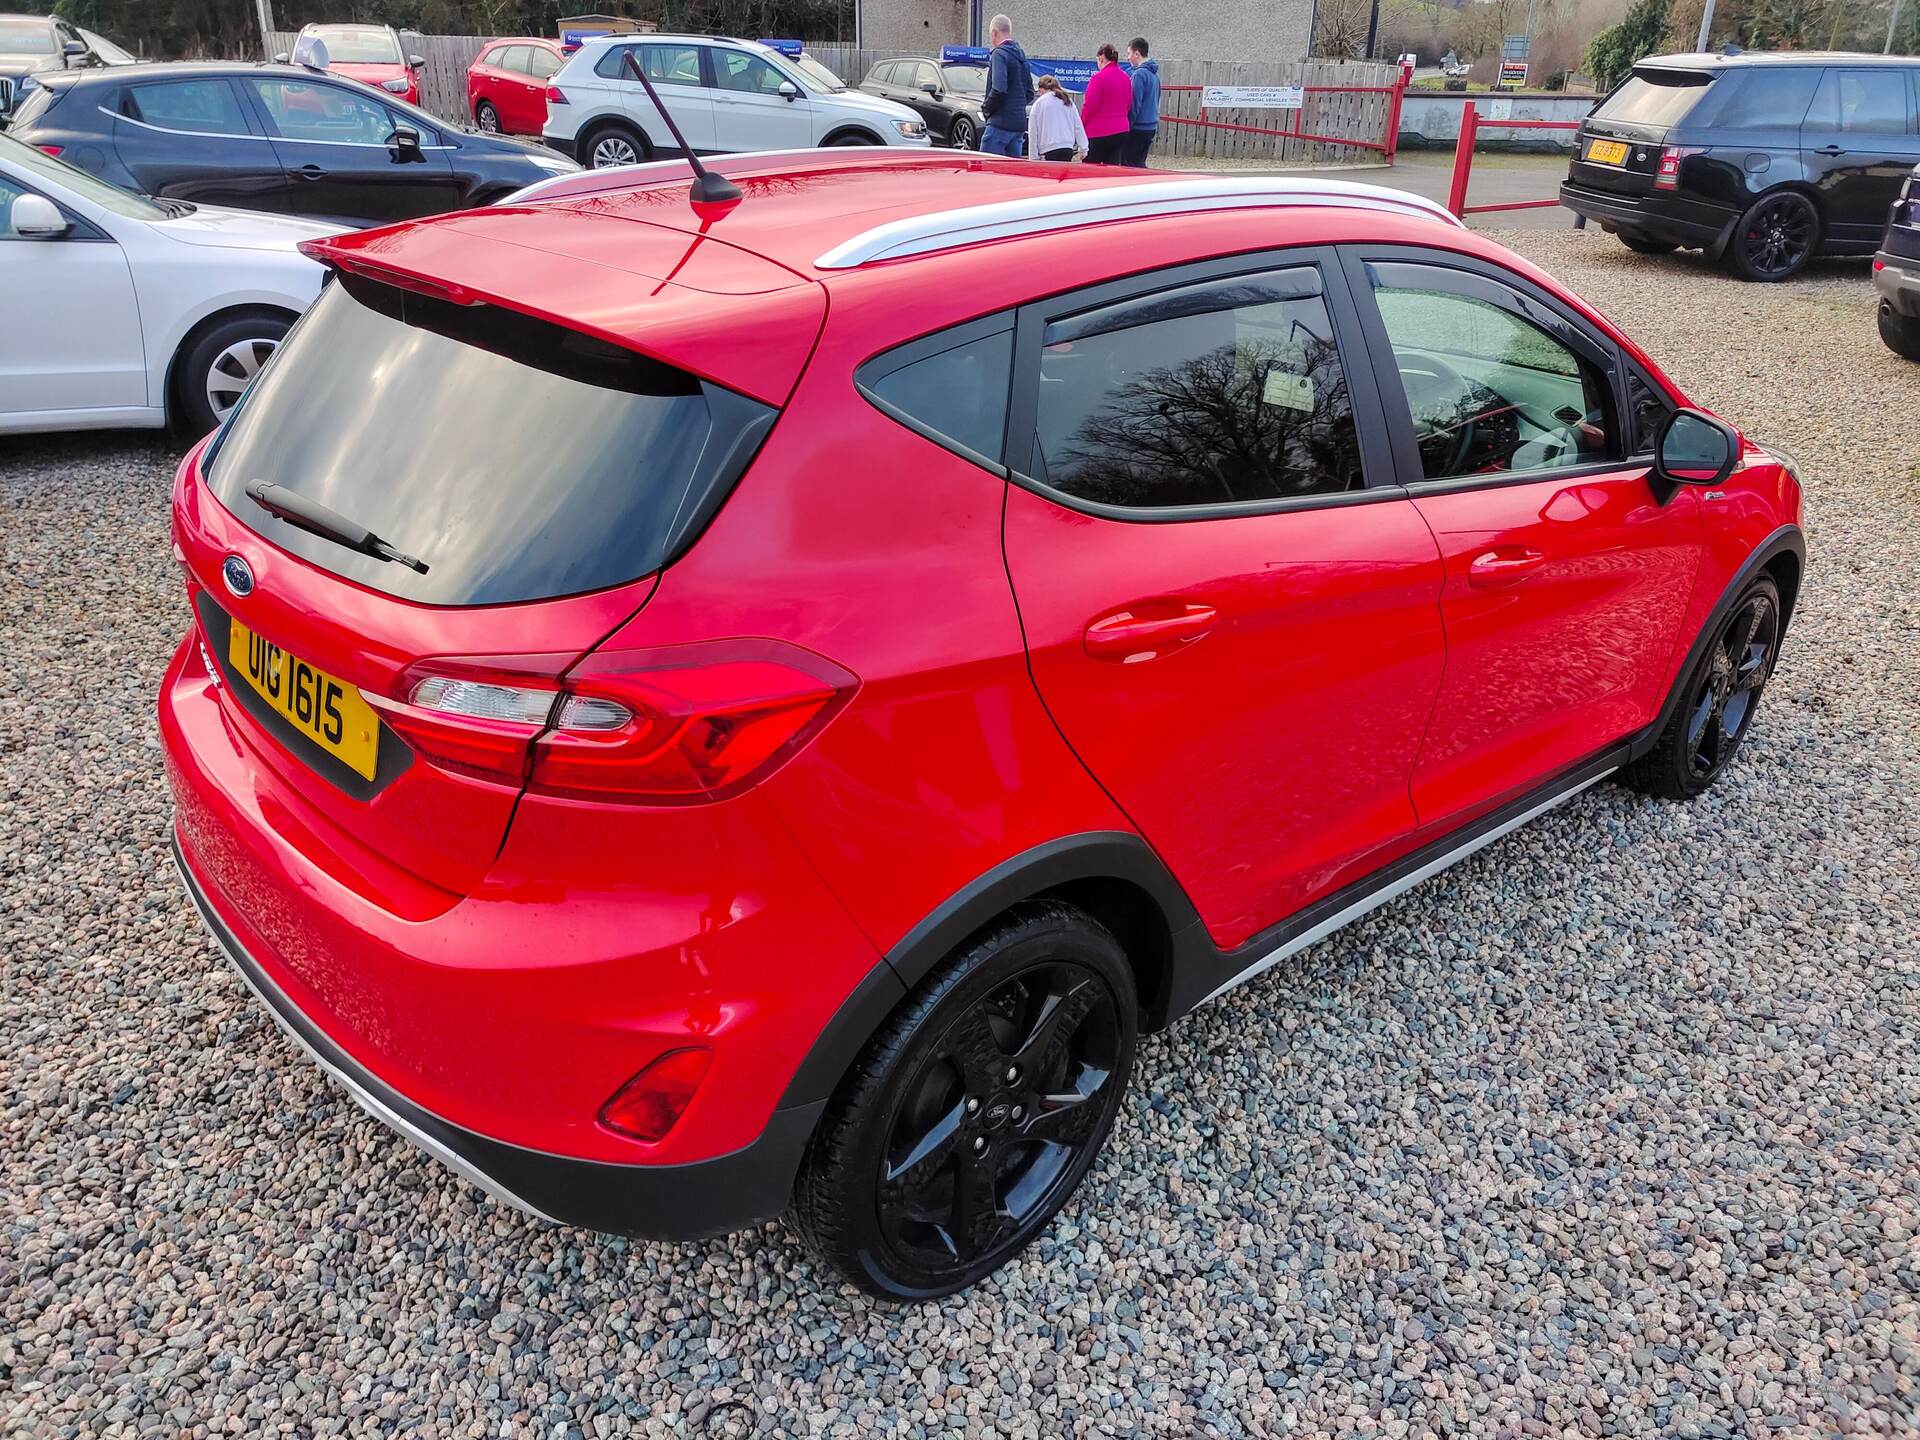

{"left": 9, "top": 61, "right": 577, "bottom": 228}
{"left": 1562, "top": 50, "right": 1920, "bottom": 281}
{"left": 1874, "top": 163, "right": 1920, "bottom": 358}
{"left": 859, "top": 57, "right": 985, "bottom": 149}
{"left": 0, "top": 11, "right": 134, "bottom": 122}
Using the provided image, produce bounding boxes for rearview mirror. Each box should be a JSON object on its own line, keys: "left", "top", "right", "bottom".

{"left": 1653, "top": 408, "right": 1738, "bottom": 487}
{"left": 778, "top": 80, "right": 800, "bottom": 101}
{"left": 11, "top": 192, "right": 71, "bottom": 238}
{"left": 388, "top": 125, "right": 423, "bottom": 161}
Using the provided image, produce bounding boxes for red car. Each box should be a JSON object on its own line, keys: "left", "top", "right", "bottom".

{"left": 282, "top": 23, "right": 423, "bottom": 107}
{"left": 161, "top": 154, "right": 1804, "bottom": 1300}
{"left": 466, "top": 37, "right": 564, "bottom": 135}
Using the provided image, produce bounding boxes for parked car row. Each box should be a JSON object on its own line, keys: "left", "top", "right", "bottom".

{"left": 0, "top": 10, "right": 137, "bottom": 120}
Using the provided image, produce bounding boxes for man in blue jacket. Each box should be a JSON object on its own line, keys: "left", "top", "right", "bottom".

{"left": 1124, "top": 37, "right": 1160, "bottom": 167}
{"left": 980, "top": 14, "right": 1035, "bottom": 157}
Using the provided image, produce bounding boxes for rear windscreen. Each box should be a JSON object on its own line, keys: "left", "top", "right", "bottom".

{"left": 206, "top": 274, "right": 773, "bottom": 606}
{"left": 1594, "top": 69, "right": 1714, "bottom": 127}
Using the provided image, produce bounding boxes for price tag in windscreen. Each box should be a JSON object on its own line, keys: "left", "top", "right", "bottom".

{"left": 1262, "top": 368, "right": 1315, "bottom": 412}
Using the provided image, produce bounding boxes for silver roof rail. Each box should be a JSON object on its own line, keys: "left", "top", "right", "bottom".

{"left": 814, "top": 176, "right": 1464, "bottom": 270}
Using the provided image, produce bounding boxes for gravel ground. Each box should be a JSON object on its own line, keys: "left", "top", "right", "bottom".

{"left": 5, "top": 229, "right": 1919, "bottom": 1439}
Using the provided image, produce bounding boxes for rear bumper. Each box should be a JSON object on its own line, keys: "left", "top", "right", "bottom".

{"left": 1876, "top": 249, "right": 1920, "bottom": 316}
{"left": 173, "top": 828, "right": 819, "bottom": 1238}
{"left": 1560, "top": 182, "right": 1736, "bottom": 251}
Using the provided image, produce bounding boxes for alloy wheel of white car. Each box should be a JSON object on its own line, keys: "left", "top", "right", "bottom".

{"left": 205, "top": 336, "right": 281, "bottom": 423}
{"left": 590, "top": 133, "right": 641, "bottom": 168}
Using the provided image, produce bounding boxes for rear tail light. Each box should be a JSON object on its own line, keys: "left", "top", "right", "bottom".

{"left": 35, "top": 145, "right": 62, "bottom": 158}
{"left": 546, "top": 85, "right": 569, "bottom": 104}
{"left": 366, "top": 640, "right": 856, "bottom": 802}
{"left": 1654, "top": 145, "right": 1701, "bottom": 191}
{"left": 599, "top": 1047, "right": 712, "bottom": 1142}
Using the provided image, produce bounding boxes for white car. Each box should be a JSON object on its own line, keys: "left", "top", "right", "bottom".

{"left": 0, "top": 133, "right": 333, "bottom": 437}
{"left": 543, "top": 35, "right": 931, "bottom": 169}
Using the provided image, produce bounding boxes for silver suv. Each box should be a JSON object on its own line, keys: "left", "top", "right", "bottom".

{"left": 542, "top": 35, "right": 930, "bottom": 167}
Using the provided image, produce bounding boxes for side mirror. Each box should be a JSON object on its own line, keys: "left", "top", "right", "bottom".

{"left": 62, "top": 39, "right": 87, "bottom": 61}
{"left": 408, "top": 54, "right": 426, "bottom": 69}
{"left": 1653, "top": 407, "right": 1738, "bottom": 487}
{"left": 11, "top": 192, "right": 71, "bottom": 238}
{"left": 778, "top": 80, "right": 800, "bottom": 101}
{"left": 273, "top": 51, "right": 289, "bottom": 63}
{"left": 388, "top": 125, "right": 423, "bottom": 160}
{"left": 923, "top": 82, "right": 942, "bottom": 97}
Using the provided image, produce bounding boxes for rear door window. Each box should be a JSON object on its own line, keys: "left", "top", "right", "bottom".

{"left": 1806, "top": 69, "right": 1913, "bottom": 135}
{"left": 125, "top": 78, "right": 251, "bottom": 135}
{"left": 206, "top": 275, "right": 775, "bottom": 606}
{"left": 1595, "top": 69, "right": 1714, "bottom": 128}
{"left": 1712, "top": 68, "right": 1819, "bottom": 130}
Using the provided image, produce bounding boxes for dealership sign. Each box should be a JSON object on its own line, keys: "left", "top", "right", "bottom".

{"left": 1498, "top": 60, "right": 1529, "bottom": 86}
{"left": 941, "top": 44, "right": 1096, "bottom": 91}
{"left": 1201, "top": 85, "right": 1304, "bottom": 109}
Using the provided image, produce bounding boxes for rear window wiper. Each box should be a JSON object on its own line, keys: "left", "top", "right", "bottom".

{"left": 245, "top": 480, "right": 429, "bottom": 574}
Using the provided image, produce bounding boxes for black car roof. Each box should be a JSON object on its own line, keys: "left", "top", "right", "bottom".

{"left": 1639, "top": 49, "right": 1920, "bottom": 71}
{"left": 36, "top": 59, "right": 359, "bottom": 86}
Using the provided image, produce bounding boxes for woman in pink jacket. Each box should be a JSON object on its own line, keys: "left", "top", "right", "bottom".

{"left": 1080, "top": 44, "right": 1132, "bottom": 165}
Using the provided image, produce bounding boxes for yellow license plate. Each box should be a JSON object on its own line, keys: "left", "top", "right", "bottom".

{"left": 228, "top": 618, "right": 380, "bottom": 781}
{"left": 1587, "top": 139, "right": 1630, "bottom": 166}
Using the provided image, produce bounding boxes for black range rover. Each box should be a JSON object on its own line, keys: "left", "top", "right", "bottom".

{"left": 1874, "top": 164, "right": 1920, "bottom": 358}
{"left": 1562, "top": 50, "right": 1920, "bottom": 281}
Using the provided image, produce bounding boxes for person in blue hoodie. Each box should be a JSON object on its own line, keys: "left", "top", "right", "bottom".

{"left": 1124, "top": 37, "right": 1160, "bottom": 167}
{"left": 980, "top": 14, "right": 1035, "bottom": 157}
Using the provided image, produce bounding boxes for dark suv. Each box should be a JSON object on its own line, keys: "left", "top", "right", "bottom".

{"left": 1562, "top": 51, "right": 1920, "bottom": 281}
{"left": 1875, "top": 163, "right": 1920, "bottom": 357}
{"left": 0, "top": 11, "right": 133, "bottom": 121}
{"left": 858, "top": 56, "right": 986, "bottom": 149}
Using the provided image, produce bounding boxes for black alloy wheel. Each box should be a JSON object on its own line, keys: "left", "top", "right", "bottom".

{"left": 949, "top": 115, "right": 977, "bottom": 150}
{"left": 792, "top": 902, "right": 1136, "bottom": 1299}
{"left": 1623, "top": 575, "right": 1782, "bottom": 799}
{"left": 1731, "top": 191, "right": 1818, "bottom": 282}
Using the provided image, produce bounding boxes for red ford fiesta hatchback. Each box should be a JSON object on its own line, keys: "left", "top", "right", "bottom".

{"left": 162, "top": 151, "right": 1804, "bottom": 1299}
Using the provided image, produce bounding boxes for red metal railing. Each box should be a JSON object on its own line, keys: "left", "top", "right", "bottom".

{"left": 1446, "top": 99, "right": 1582, "bottom": 217}
{"left": 1158, "top": 65, "right": 1412, "bottom": 163}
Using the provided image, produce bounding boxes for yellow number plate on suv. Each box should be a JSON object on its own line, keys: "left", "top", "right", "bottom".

{"left": 1587, "top": 139, "right": 1630, "bottom": 166}
{"left": 228, "top": 619, "right": 380, "bottom": 780}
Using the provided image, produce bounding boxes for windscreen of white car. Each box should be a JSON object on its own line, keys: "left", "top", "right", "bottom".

{"left": 0, "top": 134, "right": 169, "bottom": 220}
{"left": 789, "top": 53, "right": 847, "bottom": 93}
{"left": 315, "top": 26, "right": 403, "bottom": 64}
{"left": 0, "top": 18, "right": 55, "bottom": 54}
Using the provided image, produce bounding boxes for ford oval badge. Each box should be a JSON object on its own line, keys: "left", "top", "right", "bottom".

{"left": 222, "top": 555, "right": 254, "bottom": 598}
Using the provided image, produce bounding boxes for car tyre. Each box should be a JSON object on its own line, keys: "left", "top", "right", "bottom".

{"left": 1622, "top": 574, "right": 1782, "bottom": 801}
{"left": 475, "top": 100, "right": 501, "bottom": 133}
{"left": 949, "top": 115, "right": 977, "bottom": 150}
{"left": 791, "top": 900, "right": 1137, "bottom": 1301}
{"left": 583, "top": 121, "right": 648, "bottom": 169}
{"left": 173, "top": 312, "right": 291, "bottom": 437}
{"left": 1619, "top": 231, "right": 1677, "bottom": 254}
{"left": 825, "top": 129, "right": 883, "bottom": 146}
{"left": 1877, "top": 299, "right": 1920, "bottom": 361}
{"left": 1728, "top": 190, "right": 1819, "bottom": 282}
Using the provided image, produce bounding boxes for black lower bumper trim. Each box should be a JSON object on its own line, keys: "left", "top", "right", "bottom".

{"left": 1559, "top": 183, "right": 1733, "bottom": 250}
{"left": 171, "top": 827, "right": 819, "bottom": 1240}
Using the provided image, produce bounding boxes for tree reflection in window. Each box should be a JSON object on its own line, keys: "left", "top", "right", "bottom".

{"left": 1037, "top": 282, "right": 1365, "bottom": 509}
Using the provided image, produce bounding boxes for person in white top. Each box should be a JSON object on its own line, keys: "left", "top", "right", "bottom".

{"left": 1027, "top": 74, "right": 1088, "bottom": 162}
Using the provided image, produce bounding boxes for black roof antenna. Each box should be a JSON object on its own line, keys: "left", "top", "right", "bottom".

{"left": 621, "top": 48, "right": 742, "bottom": 207}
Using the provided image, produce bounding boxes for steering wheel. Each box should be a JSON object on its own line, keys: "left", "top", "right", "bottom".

{"left": 1395, "top": 353, "right": 1483, "bottom": 477}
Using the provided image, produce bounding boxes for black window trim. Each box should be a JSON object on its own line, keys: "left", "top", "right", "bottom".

{"left": 1001, "top": 243, "right": 1407, "bottom": 525}
{"left": 853, "top": 311, "right": 1017, "bottom": 476}
{"left": 1337, "top": 243, "right": 1649, "bottom": 499}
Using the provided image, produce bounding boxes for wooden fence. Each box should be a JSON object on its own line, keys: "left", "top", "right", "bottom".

{"left": 269, "top": 30, "right": 1401, "bottom": 164}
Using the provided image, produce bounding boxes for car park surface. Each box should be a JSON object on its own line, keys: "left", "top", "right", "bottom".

{"left": 1562, "top": 49, "right": 1920, "bottom": 280}
{"left": 2, "top": 219, "right": 1917, "bottom": 1426}
{"left": 10, "top": 60, "right": 576, "bottom": 228}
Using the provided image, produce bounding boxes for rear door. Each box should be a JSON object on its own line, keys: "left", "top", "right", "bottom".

{"left": 1345, "top": 249, "right": 1703, "bottom": 827}
{"left": 244, "top": 74, "right": 457, "bottom": 225}
{"left": 116, "top": 75, "right": 290, "bottom": 213}
{"left": 1801, "top": 67, "right": 1920, "bottom": 245}
{"left": 607, "top": 41, "right": 714, "bottom": 153}
{"left": 1572, "top": 65, "right": 1716, "bottom": 196}
{"left": 996, "top": 250, "right": 1447, "bottom": 950}
{"left": 519, "top": 44, "right": 561, "bottom": 133}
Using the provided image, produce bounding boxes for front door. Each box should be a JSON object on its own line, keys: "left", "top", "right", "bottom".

{"left": 707, "top": 47, "right": 808, "bottom": 152}
{"left": 245, "top": 76, "right": 457, "bottom": 226}
{"left": 1348, "top": 252, "right": 1703, "bottom": 827}
{"left": 1800, "top": 67, "right": 1920, "bottom": 246}
{"left": 0, "top": 178, "right": 145, "bottom": 417}
{"left": 1000, "top": 254, "right": 1447, "bottom": 950}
